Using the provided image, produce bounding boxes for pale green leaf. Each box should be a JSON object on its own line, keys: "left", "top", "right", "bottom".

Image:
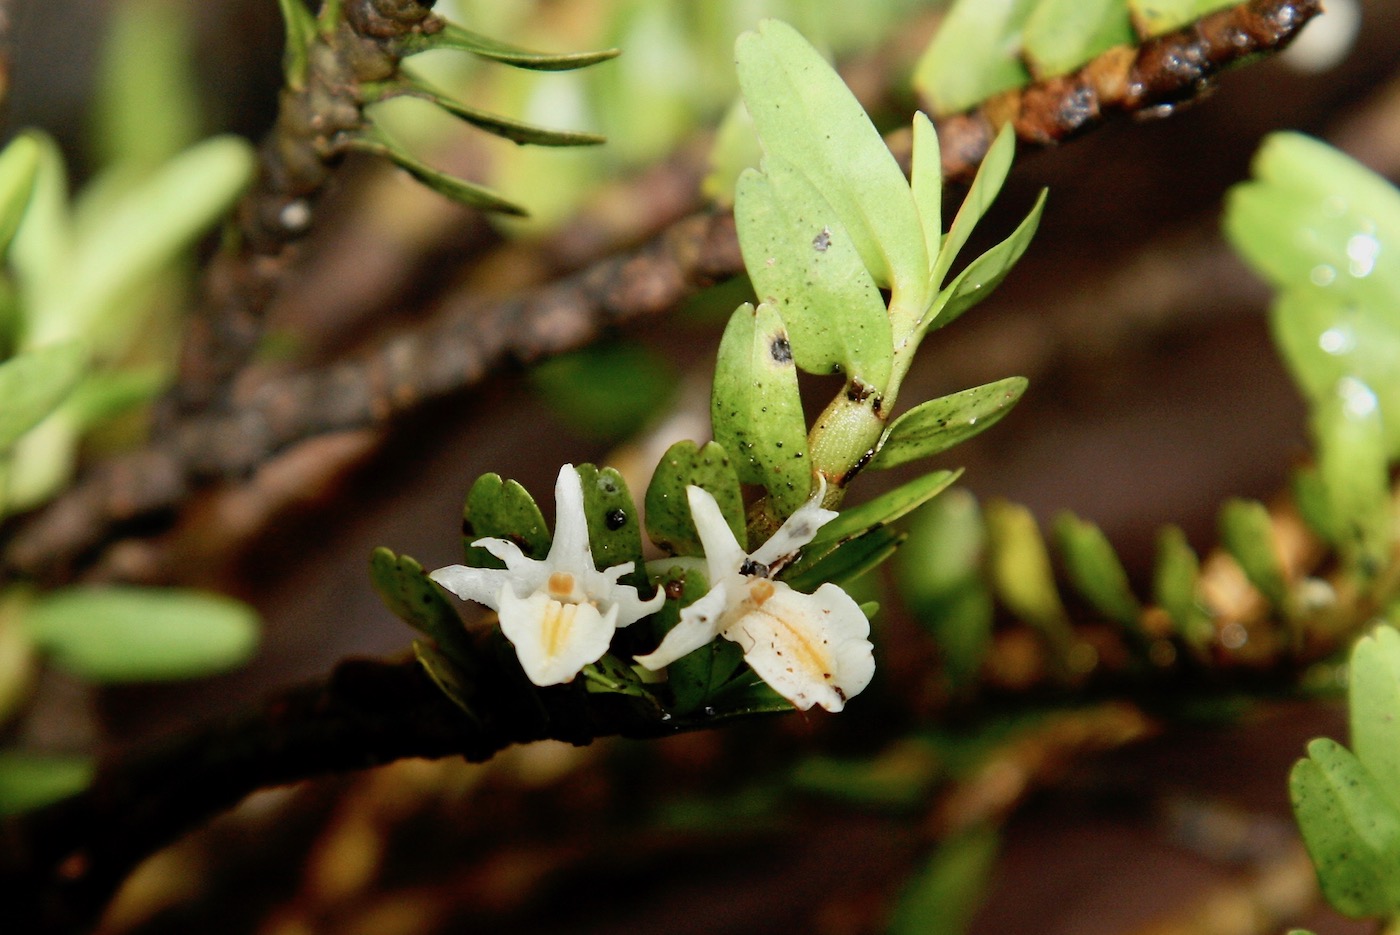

{"left": 735, "top": 161, "right": 892, "bottom": 389}
{"left": 870, "top": 377, "right": 1027, "bottom": 471}
{"left": 711, "top": 302, "right": 811, "bottom": 516}
{"left": 914, "top": 0, "right": 1036, "bottom": 116}
{"left": 1349, "top": 626, "right": 1400, "bottom": 809}
{"left": 984, "top": 499, "right": 1073, "bottom": 647}
{"left": 398, "top": 22, "right": 620, "bottom": 71}
{"left": 23, "top": 586, "right": 259, "bottom": 682}
{"left": 911, "top": 112, "right": 943, "bottom": 270}
{"left": 277, "top": 0, "right": 318, "bottom": 88}
{"left": 1152, "top": 525, "right": 1213, "bottom": 650}
{"left": 1313, "top": 378, "right": 1391, "bottom": 577}
{"left": 1129, "top": 0, "right": 1245, "bottom": 37}
{"left": 1023, "top": 0, "right": 1135, "bottom": 78}
{"left": 736, "top": 19, "right": 928, "bottom": 301}
{"left": 1053, "top": 512, "right": 1141, "bottom": 629}
{"left": 1218, "top": 499, "right": 1290, "bottom": 613}
{"left": 1290, "top": 739, "right": 1400, "bottom": 918}
{"left": 932, "top": 124, "right": 1019, "bottom": 290}
{"left": 0, "top": 133, "right": 41, "bottom": 258}
{"left": 929, "top": 188, "right": 1046, "bottom": 332}
{"left": 0, "top": 340, "right": 87, "bottom": 451}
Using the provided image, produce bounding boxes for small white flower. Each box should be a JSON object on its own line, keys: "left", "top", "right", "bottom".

{"left": 635, "top": 482, "right": 875, "bottom": 712}
{"left": 430, "top": 464, "right": 663, "bottom": 687}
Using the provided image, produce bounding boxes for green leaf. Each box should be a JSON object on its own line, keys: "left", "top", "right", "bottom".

{"left": 932, "top": 124, "right": 1019, "bottom": 291}
{"left": 889, "top": 825, "right": 1000, "bottom": 935}
{"left": 702, "top": 99, "right": 762, "bottom": 209}
{"left": 911, "top": 112, "right": 943, "bottom": 267}
{"left": 1291, "top": 738, "right": 1400, "bottom": 918}
{"left": 782, "top": 525, "right": 904, "bottom": 593}
{"left": 277, "top": 0, "right": 318, "bottom": 89}
{"left": 791, "top": 738, "right": 943, "bottom": 809}
{"left": 647, "top": 564, "right": 745, "bottom": 715}
{"left": 350, "top": 126, "right": 527, "bottom": 217}
{"left": 0, "top": 340, "right": 87, "bottom": 451}
{"left": 1291, "top": 464, "right": 1335, "bottom": 543}
{"left": 1313, "top": 378, "right": 1391, "bottom": 578}
{"left": 32, "top": 135, "right": 254, "bottom": 347}
{"left": 0, "top": 752, "right": 93, "bottom": 816}
{"left": 413, "top": 639, "right": 478, "bottom": 721}
{"left": 462, "top": 473, "right": 551, "bottom": 568}
{"left": 1152, "top": 525, "right": 1213, "bottom": 650}
{"left": 574, "top": 464, "right": 644, "bottom": 578}
{"left": 369, "top": 548, "right": 474, "bottom": 670}
{"left": 736, "top": 19, "right": 928, "bottom": 302}
{"left": 710, "top": 302, "right": 811, "bottom": 517}
{"left": 398, "top": 22, "right": 620, "bottom": 71}
{"left": 1053, "top": 512, "right": 1141, "bottom": 629}
{"left": 1349, "top": 626, "right": 1400, "bottom": 808}
{"left": 373, "top": 74, "right": 606, "bottom": 147}
{"left": 869, "top": 377, "right": 1027, "bottom": 471}
{"left": 1023, "top": 0, "right": 1135, "bottom": 78}
{"left": 530, "top": 341, "right": 676, "bottom": 441}
{"left": 1218, "top": 498, "right": 1291, "bottom": 613}
{"left": 582, "top": 653, "right": 657, "bottom": 702}
{"left": 22, "top": 586, "right": 259, "bottom": 682}
{"left": 644, "top": 440, "right": 745, "bottom": 557}
{"left": 929, "top": 189, "right": 1046, "bottom": 331}
{"left": 914, "top": 0, "right": 1036, "bottom": 116}
{"left": 984, "top": 499, "right": 1073, "bottom": 647}
{"left": 0, "top": 133, "right": 41, "bottom": 258}
{"left": 735, "top": 160, "right": 893, "bottom": 389}
{"left": 1129, "top": 0, "right": 1243, "bottom": 37}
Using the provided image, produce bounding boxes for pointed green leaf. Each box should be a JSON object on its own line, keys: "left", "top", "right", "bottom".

{"left": 711, "top": 302, "right": 811, "bottom": 516}
{"left": 351, "top": 126, "right": 527, "bottom": 216}
{"left": 1053, "top": 512, "right": 1141, "bottom": 629}
{"left": 914, "top": 0, "right": 1036, "bottom": 116}
{"left": 1218, "top": 498, "right": 1291, "bottom": 613}
{"left": 736, "top": 20, "right": 928, "bottom": 301}
{"left": 1291, "top": 464, "right": 1335, "bottom": 543}
{"left": 984, "top": 499, "right": 1073, "bottom": 645}
{"left": 582, "top": 653, "right": 658, "bottom": 703}
{"left": 22, "top": 586, "right": 259, "bottom": 682}
{"left": 1349, "top": 626, "right": 1400, "bottom": 808}
{"left": 462, "top": 473, "right": 550, "bottom": 568}
{"left": 398, "top": 22, "right": 620, "bottom": 71}
{"left": 1290, "top": 739, "right": 1400, "bottom": 918}
{"left": 929, "top": 189, "right": 1046, "bottom": 331}
{"left": 931, "top": 124, "right": 1020, "bottom": 290}
{"left": 783, "top": 525, "right": 905, "bottom": 592}
{"left": 0, "top": 133, "right": 41, "bottom": 258}
{"left": 911, "top": 112, "right": 943, "bottom": 269}
{"left": 1129, "top": 0, "right": 1243, "bottom": 37}
{"left": 898, "top": 487, "right": 986, "bottom": 607}
{"left": 369, "top": 547, "right": 475, "bottom": 671}
{"left": 0, "top": 340, "right": 87, "bottom": 451}
{"left": 1152, "top": 525, "right": 1213, "bottom": 650}
{"left": 574, "top": 463, "right": 644, "bottom": 578}
{"left": 413, "top": 639, "right": 479, "bottom": 721}
{"left": 277, "top": 0, "right": 318, "bottom": 88}
{"left": 735, "top": 160, "right": 893, "bottom": 389}
{"left": 0, "top": 752, "right": 93, "bottom": 816}
{"left": 870, "top": 377, "right": 1027, "bottom": 471}
{"left": 1313, "top": 378, "right": 1391, "bottom": 578}
{"left": 1023, "top": 0, "right": 1134, "bottom": 78}
{"left": 644, "top": 440, "right": 745, "bottom": 556}
{"left": 31, "top": 136, "right": 254, "bottom": 346}
{"left": 377, "top": 74, "right": 605, "bottom": 147}
{"left": 890, "top": 825, "right": 1000, "bottom": 935}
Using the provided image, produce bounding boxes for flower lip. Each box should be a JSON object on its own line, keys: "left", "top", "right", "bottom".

{"left": 634, "top": 480, "right": 873, "bottom": 712}
{"left": 430, "top": 464, "right": 663, "bottom": 687}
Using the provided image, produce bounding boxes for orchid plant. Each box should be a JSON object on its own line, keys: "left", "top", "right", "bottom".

{"left": 372, "top": 19, "right": 1041, "bottom": 721}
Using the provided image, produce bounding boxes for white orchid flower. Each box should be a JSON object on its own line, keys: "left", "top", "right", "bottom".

{"left": 430, "top": 464, "right": 664, "bottom": 687}
{"left": 635, "top": 482, "right": 875, "bottom": 712}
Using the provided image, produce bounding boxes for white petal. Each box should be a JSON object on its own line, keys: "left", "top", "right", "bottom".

{"left": 686, "top": 486, "right": 748, "bottom": 579}
{"left": 428, "top": 564, "right": 510, "bottom": 608}
{"left": 471, "top": 537, "right": 546, "bottom": 589}
{"left": 750, "top": 485, "right": 838, "bottom": 569}
{"left": 634, "top": 580, "right": 732, "bottom": 671}
{"left": 722, "top": 581, "right": 872, "bottom": 712}
{"left": 599, "top": 562, "right": 666, "bottom": 626}
{"left": 547, "top": 464, "right": 595, "bottom": 573}
{"left": 497, "top": 587, "right": 617, "bottom": 686}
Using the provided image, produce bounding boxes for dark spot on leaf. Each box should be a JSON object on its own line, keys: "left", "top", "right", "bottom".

{"left": 812, "top": 226, "right": 832, "bottom": 252}
{"left": 605, "top": 508, "right": 627, "bottom": 530}
{"left": 770, "top": 335, "right": 792, "bottom": 364}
